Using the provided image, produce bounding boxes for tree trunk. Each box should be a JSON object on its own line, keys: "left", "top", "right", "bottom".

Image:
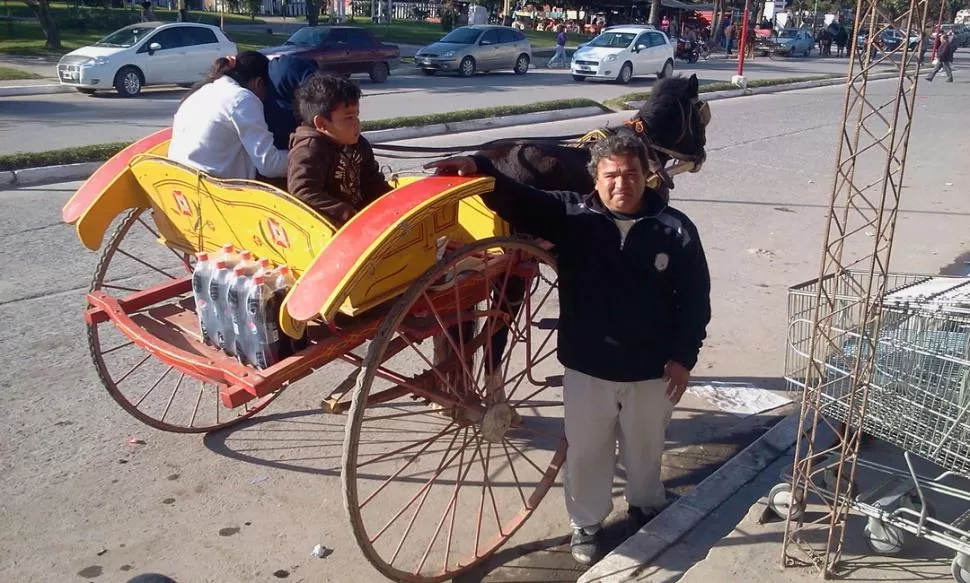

{"left": 648, "top": 0, "right": 661, "bottom": 25}
{"left": 306, "top": 0, "right": 319, "bottom": 25}
{"left": 24, "top": 0, "right": 62, "bottom": 50}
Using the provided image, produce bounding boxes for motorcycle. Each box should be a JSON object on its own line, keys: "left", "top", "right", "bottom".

{"left": 675, "top": 38, "right": 705, "bottom": 63}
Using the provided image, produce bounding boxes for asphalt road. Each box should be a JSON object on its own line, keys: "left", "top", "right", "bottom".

{"left": 0, "top": 53, "right": 893, "bottom": 156}
{"left": 1, "top": 76, "right": 967, "bottom": 582}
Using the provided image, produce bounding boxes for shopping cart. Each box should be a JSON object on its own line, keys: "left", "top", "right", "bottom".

{"left": 770, "top": 271, "right": 970, "bottom": 582}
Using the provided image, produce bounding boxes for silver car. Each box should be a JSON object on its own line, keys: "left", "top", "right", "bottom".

{"left": 415, "top": 25, "right": 533, "bottom": 77}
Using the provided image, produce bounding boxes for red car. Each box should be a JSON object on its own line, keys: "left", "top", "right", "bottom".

{"left": 261, "top": 26, "right": 400, "bottom": 83}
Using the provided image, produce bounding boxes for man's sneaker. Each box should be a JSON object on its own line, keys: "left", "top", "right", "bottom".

{"left": 570, "top": 526, "right": 601, "bottom": 566}
{"left": 628, "top": 505, "right": 663, "bottom": 530}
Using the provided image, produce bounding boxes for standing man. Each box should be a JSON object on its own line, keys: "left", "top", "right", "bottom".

{"left": 426, "top": 131, "right": 712, "bottom": 566}
{"left": 927, "top": 32, "right": 957, "bottom": 82}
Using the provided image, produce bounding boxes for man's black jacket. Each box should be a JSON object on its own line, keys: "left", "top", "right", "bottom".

{"left": 473, "top": 155, "right": 712, "bottom": 382}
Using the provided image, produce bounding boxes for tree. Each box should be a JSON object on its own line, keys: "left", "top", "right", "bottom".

{"left": 23, "top": 0, "right": 61, "bottom": 50}
{"left": 306, "top": 0, "right": 319, "bottom": 26}
{"left": 648, "top": 0, "right": 661, "bottom": 25}
{"left": 244, "top": 0, "right": 261, "bottom": 20}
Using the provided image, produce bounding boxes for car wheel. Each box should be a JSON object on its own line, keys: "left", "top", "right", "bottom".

{"left": 513, "top": 53, "right": 530, "bottom": 74}
{"left": 658, "top": 59, "right": 674, "bottom": 79}
{"left": 803, "top": 47, "right": 810, "bottom": 57}
{"left": 421, "top": 69, "right": 436, "bottom": 76}
{"left": 75, "top": 88, "right": 96, "bottom": 95}
{"left": 458, "top": 56, "right": 476, "bottom": 77}
{"left": 572, "top": 74, "right": 586, "bottom": 82}
{"left": 369, "top": 61, "right": 389, "bottom": 83}
{"left": 616, "top": 61, "right": 633, "bottom": 84}
{"left": 114, "top": 66, "right": 143, "bottom": 97}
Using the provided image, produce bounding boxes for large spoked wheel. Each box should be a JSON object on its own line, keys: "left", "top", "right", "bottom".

{"left": 343, "top": 237, "right": 565, "bottom": 582}
{"left": 88, "top": 209, "right": 282, "bottom": 433}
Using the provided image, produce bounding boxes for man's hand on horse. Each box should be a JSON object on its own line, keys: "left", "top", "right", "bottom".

{"left": 424, "top": 156, "right": 478, "bottom": 176}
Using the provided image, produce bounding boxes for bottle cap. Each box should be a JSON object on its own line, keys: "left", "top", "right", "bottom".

{"left": 214, "top": 260, "right": 227, "bottom": 269}
{"left": 240, "top": 250, "right": 253, "bottom": 260}
{"left": 221, "top": 243, "right": 234, "bottom": 252}
{"left": 233, "top": 265, "right": 246, "bottom": 275}
{"left": 279, "top": 265, "right": 291, "bottom": 275}
{"left": 258, "top": 258, "right": 271, "bottom": 267}
{"left": 253, "top": 274, "right": 265, "bottom": 285}
{"left": 197, "top": 252, "right": 209, "bottom": 261}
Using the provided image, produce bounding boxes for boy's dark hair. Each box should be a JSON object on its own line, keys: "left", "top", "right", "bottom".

{"left": 295, "top": 73, "right": 362, "bottom": 125}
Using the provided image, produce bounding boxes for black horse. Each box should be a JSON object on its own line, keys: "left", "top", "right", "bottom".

{"left": 475, "top": 73, "right": 710, "bottom": 198}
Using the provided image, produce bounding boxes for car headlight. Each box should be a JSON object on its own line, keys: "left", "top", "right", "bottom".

{"left": 441, "top": 50, "right": 456, "bottom": 58}
{"left": 604, "top": 54, "right": 617, "bottom": 62}
{"left": 83, "top": 57, "right": 109, "bottom": 67}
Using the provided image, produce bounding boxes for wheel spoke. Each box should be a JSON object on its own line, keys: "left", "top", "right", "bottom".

{"left": 116, "top": 248, "right": 179, "bottom": 280}
{"left": 159, "top": 372, "right": 185, "bottom": 423}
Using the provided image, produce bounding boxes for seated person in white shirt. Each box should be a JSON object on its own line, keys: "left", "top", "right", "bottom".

{"left": 168, "top": 51, "right": 288, "bottom": 182}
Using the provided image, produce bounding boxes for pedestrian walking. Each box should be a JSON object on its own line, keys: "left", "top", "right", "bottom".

{"left": 424, "top": 130, "right": 712, "bottom": 567}
{"left": 927, "top": 32, "right": 957, "bottom": 82}
{"left": 547, "top": 25, "right": 569, "bottom": 68}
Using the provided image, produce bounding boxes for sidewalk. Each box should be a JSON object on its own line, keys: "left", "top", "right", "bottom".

{"left": 677, "top": 437, "right": 968, "bottom": 583}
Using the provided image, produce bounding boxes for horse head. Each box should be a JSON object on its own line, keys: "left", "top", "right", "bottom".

{"left": 622, "top": 73, "right": 709, "bottom": 186}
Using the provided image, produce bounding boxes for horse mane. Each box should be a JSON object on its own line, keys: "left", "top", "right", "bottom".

{"left": 636, "top": 75, "right": 695, "bottom": 127}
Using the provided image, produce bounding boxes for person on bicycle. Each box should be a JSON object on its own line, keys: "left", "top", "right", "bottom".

{"left": 287, "top": 73, "right": 392, "bottom": 225}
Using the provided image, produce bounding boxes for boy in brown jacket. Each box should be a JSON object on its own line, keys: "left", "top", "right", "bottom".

{"left": 288, "top": 73, "right": 392, "bottom": 225}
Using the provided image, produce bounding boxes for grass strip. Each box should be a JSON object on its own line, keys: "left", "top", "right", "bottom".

{"left": 0, "top": 66, "right": 41, "bottom": 81}
{"left": 603, "top": 74, "right": 842, "bottom": 110}
{"left": 0, "top": 98, "right": 602, "bottom": 171}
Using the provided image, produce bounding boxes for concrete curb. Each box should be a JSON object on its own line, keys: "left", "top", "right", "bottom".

{"left": 364, "top": 105, "right": 607, "bottom": 143}
{"left": 576, "top": 410, "right": 801, "bottom": 583}
{"left": 0, "top": 162, "right": 103, "bottom": 187}
{"left": 0, "top": 83, "right": 72, "bottom": 97}
{"left": 624, "top": 72, "right": 899, "bottom": 109}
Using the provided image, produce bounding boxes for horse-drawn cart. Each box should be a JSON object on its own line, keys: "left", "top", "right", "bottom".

{"left": 62, "top": 128, "right": 566, "bottom": 582}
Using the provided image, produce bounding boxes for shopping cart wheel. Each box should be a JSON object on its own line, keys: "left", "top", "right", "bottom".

{"left": 864, "top": 517, "right": 906, "bottom": 555}
{"left": 768, "top": 483, "right": 805, "bottom": 520}
{"left": 951, "top": 552, "right": 970, "bottom": 583}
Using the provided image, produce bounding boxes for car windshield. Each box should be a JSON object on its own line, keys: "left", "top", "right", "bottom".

{"left": 285, "top": 27, "right": 330, "bottom": 47}
{"left": 94, "top": 25, "right": 158, "bottom": 48}
{"left": 779, "top": 30, "right": 798, "bottom": 39}
{"left": 588, "top": 32, "right": 636, "bottom": 48}
{"left": 439, "top": 27, "right": 483, "bottom": 44}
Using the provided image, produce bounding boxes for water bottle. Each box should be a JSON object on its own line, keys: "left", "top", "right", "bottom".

{"left": 237, "top": 249, "right": 257, "bottom": 274}
{"left": 256, "top": 257, "right": 273, "bottom": 278}
{"left": 208, "top": 259, "right": 235, "bottom": 355}
{"left": 216, "top": 243, "right": 239, "bottom": 267}
{"left": 227, "top": 264, "right": 253, "bottom": 363}
{"left": 245, "top": 273, "right": 283, "bottom": 369}
{"left": 191, "top": 252, "right": 217, "bottom": 345}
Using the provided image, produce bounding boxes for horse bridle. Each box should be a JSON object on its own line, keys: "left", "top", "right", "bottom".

{"left": 624, "top": 97, "right": 710, "bottom": 164}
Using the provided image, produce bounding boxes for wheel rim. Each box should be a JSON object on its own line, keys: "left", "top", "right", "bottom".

{"left": 123, "top": 71, "right": 140, "bottom": 94}
{"left": 88, "top": 209, "right": 282, "bottom": 433}
{"left": 663, "top": 61, "right": 673, "bottom": 76}
{"left": 621, "top": 64, "right": 631, "bottom": 82}
{"left": 374, "top": 63, "right": 389, "bottom": 81}
{"left": 343, "top": 237, "right": 565, "bottom": 582}
{"left": 461, "top": 59, "right": 474, "bottom": 76}
{"left": 516, "top": 56, "right": 528, "bottom": 72}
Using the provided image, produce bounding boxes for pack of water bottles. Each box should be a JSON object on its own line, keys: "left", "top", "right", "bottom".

{"left": 191, "top": 243, "right": 306, "bottom": 370}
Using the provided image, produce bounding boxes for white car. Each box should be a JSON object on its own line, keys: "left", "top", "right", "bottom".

{"left": 570, "top": 25, "right": 675, "bottom": 84}
{"left": 57, "top": 21, "right": 237, "bottom": 97}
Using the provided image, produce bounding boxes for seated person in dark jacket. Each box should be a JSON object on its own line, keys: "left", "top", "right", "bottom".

{"left": 265, "top": 55, "right": 318, "bottom": 150}
{"left": 287, "top": 73, "right": 392, "bottom": 225}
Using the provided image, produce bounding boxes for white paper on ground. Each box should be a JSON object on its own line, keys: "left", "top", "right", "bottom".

{"left": 686, "top": 382, "right": 793, "bottom": 418}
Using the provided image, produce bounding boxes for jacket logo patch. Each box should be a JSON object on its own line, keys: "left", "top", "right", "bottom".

{"left": 654, "top": 253, "right": 670, "bottom": 272}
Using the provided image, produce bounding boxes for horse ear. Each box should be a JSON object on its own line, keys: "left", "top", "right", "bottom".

{"left": 688, "top": 73, "right": 699, "bottom": 96}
